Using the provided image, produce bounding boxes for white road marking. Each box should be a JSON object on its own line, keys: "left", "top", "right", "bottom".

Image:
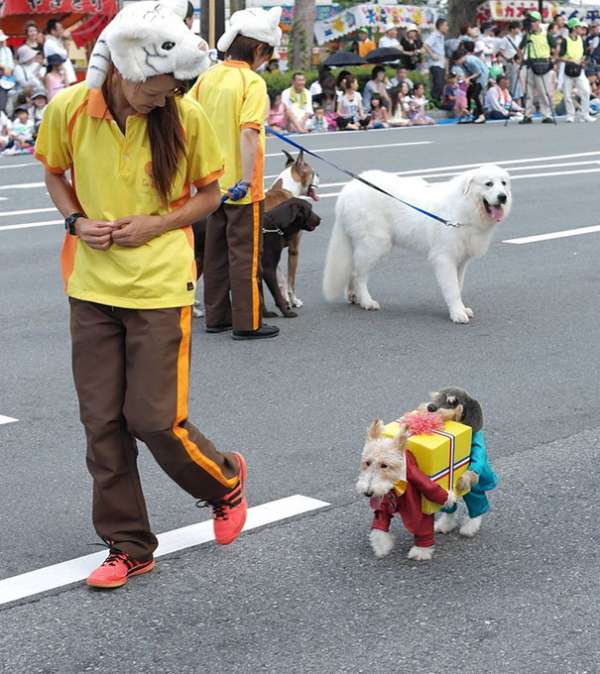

{"left": 265, "top": 140, "right": 431, "bottom": 158}
{"left": 0, "top": 207, "right": 58, "bottom": 218}
{"left": 0, "top": 181, "right": 45, "bottom": 190}
{"left": 0, "top": 494, "right": 329, "bottom": 606}
{"left": 0, "top": 162, "right": 37, "bottom": 170}
{"left": 504, "top": 224, "right": 600, "bottom": 245}
{"left": 0, "top": 415, "right": 18, "bottom": 425}
{"left": 0, "top": 219, "right": 62, "bottom": 231}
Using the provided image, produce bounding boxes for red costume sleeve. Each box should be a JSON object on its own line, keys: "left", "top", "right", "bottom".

{"left": 405, "top": 451, "right": 449, "bottom": 505}
{"left": 370, "top": 496, "right": 392, "bottom": 532}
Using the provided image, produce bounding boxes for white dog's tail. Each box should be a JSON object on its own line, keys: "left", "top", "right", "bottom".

{"left": 322, "top": 209, "right": 353, "bottom": 302}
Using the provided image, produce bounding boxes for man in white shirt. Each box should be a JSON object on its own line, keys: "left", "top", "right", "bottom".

{"left": 43, "top": 19, "right": 76, "bottom": 85}
{"left": 379, "top": 25, "right": 400, "bottom": 50}
{"left": 425, "top": 17, "right": 448, "bottom": 103}
{"left": 281, "top": 72, "right": 313, "bottom": 133}
{"left": 499, "top": 22, "right": 522, "bottom": 99}
{"left": 485, "top": 74, "right": 523, "bottom": 120}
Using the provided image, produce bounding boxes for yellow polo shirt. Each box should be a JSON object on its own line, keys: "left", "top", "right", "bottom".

{"left": 188, "top": 60, "right": 267, "bottom": 205}
{"left": 34, "top": 82, "right": 224, "bottom": 309}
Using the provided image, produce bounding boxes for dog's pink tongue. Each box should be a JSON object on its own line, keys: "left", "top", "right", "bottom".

{"left": 308, "top": 186, "right": 319, "bottom": 202}
{"left": 490, "top": 205, "right": 504, "bottom": 222}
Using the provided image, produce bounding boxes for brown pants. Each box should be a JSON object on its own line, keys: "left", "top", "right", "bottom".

{"left": 203, "top": 201, "right": 264, "bottom": 331}
{"left": 70, "top": 298, "right": 240, "bottom": 561}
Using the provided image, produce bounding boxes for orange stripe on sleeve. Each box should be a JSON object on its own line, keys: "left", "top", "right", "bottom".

{"left": 172, "top": 306, "right": 238, "bottom": 489}
{"left": 34, "top": 152, "right": 68, "bottom": 175}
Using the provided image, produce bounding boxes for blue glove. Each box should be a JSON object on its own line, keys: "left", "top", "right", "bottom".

{"left": 226, "top": 181, "right": 250, "bottom": 202}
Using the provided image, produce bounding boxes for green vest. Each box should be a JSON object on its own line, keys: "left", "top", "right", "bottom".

{"left": 565, "top": 35, "right": 584, "bottom": 62}
{"left": 528, "top": 32, "right": 551, "bottom": 60}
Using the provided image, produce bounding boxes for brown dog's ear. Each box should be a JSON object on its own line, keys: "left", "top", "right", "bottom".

{"left": 367, "top": 418, "right": 384, "bottom": 440}
{"left": 295, "top": 150, "right": 305, "bottom": 168}
{"left": 282, "top": 150, "right": 295, "bottom": 166}
{"left": 460, "top": 397, "right": 484, "bottom": 432}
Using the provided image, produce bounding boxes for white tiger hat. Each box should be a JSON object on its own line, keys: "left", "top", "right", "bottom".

{"left": 217, "top": 6, "right": 282, "bottom": 53}
{"left": 86, "top": 0, "right": 210, "bottom": 89}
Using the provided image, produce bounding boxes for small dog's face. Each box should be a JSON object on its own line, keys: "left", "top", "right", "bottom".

{"left": 283, "top": 150, "right": 320, "bottom": 201}
{"left": 463, "top": 165, "right": 512, "bottom": 226}
{"left": 356, "top": 419, "right": 407, "bottom": 498}
{"left": 426, "top": 387, "right": 483, "bottom": 432}
{"left": 294, "top": 201, "right": 321, "bottom": 232}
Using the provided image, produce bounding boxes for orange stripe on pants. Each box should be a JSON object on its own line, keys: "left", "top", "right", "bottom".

{"left": 251, "top": 201, "right": 261, "bottom": 331}
{"left": 173, "top": 306, "right": 238, "bottom": 489}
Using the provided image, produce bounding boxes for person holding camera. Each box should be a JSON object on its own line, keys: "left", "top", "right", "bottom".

{"left": 519, "top": 10, "right": 556, "bottom": 124}
{"left": 561, "top": 18, "right": 596, "bottom": 123}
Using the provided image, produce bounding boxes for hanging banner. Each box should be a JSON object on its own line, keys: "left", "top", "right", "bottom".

{"left": 0, "top": 0, "right": 117, "bottom": 15}
{"left": 314, "top": 3, "right": 438, "bottom": 46}
{"left": 479, "top": 1, "right": 600, "bottom": 23}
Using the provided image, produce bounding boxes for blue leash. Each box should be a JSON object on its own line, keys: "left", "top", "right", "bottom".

{"left": 265, "top": 125, "right": 461, "bottom": 228}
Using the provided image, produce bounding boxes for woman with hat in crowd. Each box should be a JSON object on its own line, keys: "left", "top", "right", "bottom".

{"left": 34, "top": 0, "right": 248, "bottom": 589}
{"left": 400, "top": 24, "right": 424, "bottom": 70}
{"left": 13, "top": 44, "right": 44, "bottom": 97}
{"left": 379, "top": 24, "right": 401, "bottom": 49}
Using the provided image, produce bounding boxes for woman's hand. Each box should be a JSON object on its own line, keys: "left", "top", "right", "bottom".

{"left": 111, "top": 215, "right": 164, "bottom": 247}
{"left": 77, "top": 218, "right": 115, "bottom": 251}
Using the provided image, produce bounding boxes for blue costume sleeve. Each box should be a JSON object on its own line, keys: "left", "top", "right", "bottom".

{"left": 469, "top": 431, "right": 488, "bottom": 476}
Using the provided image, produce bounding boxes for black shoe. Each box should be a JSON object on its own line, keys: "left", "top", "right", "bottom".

{"left": 232, "top": 324, "right": 280, "bottom": 340}
{"left": 206, "top": 324, "right": 233, "bottom": 333}
{"left": 519, "top": 116, "right": 533, "bottom": 124}
{"left": 541, "top": 117, "right": 554, "bottom": 124}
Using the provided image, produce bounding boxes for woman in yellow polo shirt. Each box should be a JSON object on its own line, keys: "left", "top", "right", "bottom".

{"left": 34, "top": 0, "right": 248, "bottom": 590}
{"left": 188, "top": 6, "right": 282, "bottom": 340}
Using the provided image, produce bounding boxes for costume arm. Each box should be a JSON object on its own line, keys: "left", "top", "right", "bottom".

{"left": 371, "top": 508, "right": 392, "bottom": 532}
{"left": 406, "top": 452, "right": 449, "bottom": 504}
{"left": 468, "top": 432, "right": 489, "bottom": 476}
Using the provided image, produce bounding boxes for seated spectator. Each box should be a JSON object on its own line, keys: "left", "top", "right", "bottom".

{"left": 4, "top": 105, "right": 34, "bottom": 154}
{"left": 265, "top": 59, "right": 280, "bottom": 74}
{"left": 442, "top": 72, "right": 469, "bottom": 118}
{"left": 0, "top": 30, "right": 14, "bottom": 75}
{"left": 29, "top": 88, "right": 48, "bottom": 132}
{"left": 400, "top": 24, "right": 424, "bottom": 70}
{"left": 335, "top": 70, "right": 352, "bottom": 101}
{"left": 388, "top": 85, "right": 412, "bottom": 127}
{"left": 388, "top": 66, "right": 414, "bottom": 92}
{"left": 267, "top": 92, "right": 290, "bottom": 133}
{"left": 336, "top": 75, "right": 370, "bottom": 130}
{"left": 357, "top": 28, "right": 376, "bottom": 58}
{"left": 14, "top": 45, "right": 44, "bottom": 97}
{"left": 408, "top": 82, "right": 435, "bottom": 125}
{"left": 484, "top": 74, "right": 524, "bottom": 120}
{"left": 309, "top": 66, "right": 331, "bottom": 99}
{"left": 316, "top": 75, "right": 339, "bottom": 130}
{"left": 282, "top": 72, "right": 313, "bottom": 133}
{"left": 307, "top": 106, "right": 328, "bottom": 133}
{"left": 363, "top": 65, "right": 391, "bottom": 111}
{"left": 24, "top": 21, "right": 44, "bottom": 54}
{"left": 379, "top": 25, "right": 400, "bottom": 49}
{"left": 44, "top": 53, "right": 67, "bottom": 101}
{"left": 368, "top": 93, "right": 389, "bottom": 128}
{"left": 0, "top": 108, "right": 10, "bottom": 150}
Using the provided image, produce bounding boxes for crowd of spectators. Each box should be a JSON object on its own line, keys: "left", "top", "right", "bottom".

{"left": 267, "top": 13, "right": 600, "bottom": 135}
{"left": 0, "top": 20, "right": 76, "bottom": 155}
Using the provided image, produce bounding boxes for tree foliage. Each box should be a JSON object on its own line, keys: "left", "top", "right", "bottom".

{"left": 447, "top": 0, "right": 488, "bottom": 36}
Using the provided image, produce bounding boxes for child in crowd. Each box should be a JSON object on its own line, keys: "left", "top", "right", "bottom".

{"left": 388, "top": 84, "right": 412, "bottom": 127}
{"left": 307, "top": 106, "right": 328, "bottom": 132}
{"left": 336, "top": 75, "right": 370, "bottom": 130}
{"left": 368, "top": 94, "right": 389, "bottom": 128}
{"left": 0, "top": 109, "right": 10, "bottom": 150}
{"left": 29, "top": 88, "right": 47, "bottom": 131}
{"left": 267, "top": 92, "right": 290, "bottom": 133}
{"left": 408, "top": 82, "right": 435, "bottom": 125}
{"left": 4, "top": 105, "right": 34, "bottom": 154}
{"left": 442, "top": 72, "right": 470, "bottom": 119}
{"left": 44, "top": 53, "right": 66, "bottom": 101}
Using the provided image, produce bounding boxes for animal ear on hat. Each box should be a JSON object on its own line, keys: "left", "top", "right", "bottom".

{"left": 460, "top": 396, "right": 483, "bottom": 432}
{"left": 159, "top": 0, "right": 188, "bottom": 19}
{"left": 367, "top": 418, "right": 384, "bottom": 440}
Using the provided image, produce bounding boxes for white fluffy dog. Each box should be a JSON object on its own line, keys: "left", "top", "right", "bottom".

{"left": 322, "top": 165, "right": 512, "bottom": 323}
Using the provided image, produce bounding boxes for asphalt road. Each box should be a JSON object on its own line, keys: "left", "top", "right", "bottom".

{"left": 1, "top": 121, "right": 599, "bottom": 674}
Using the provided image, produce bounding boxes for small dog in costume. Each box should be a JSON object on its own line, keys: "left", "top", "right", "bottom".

{"left": 426, "top": 388, "right": 498, "bottom": 538}
{"left": 356, "top": 417, "right": 456, "bottom": 561}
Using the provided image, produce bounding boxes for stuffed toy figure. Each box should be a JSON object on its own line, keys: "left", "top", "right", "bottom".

{"left": 427, "top": 387, "right": 498, "bottom": 538}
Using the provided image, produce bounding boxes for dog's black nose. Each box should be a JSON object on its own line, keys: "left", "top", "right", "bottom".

{"left": 497, "top": 193, "right": 507, "bottom": 204}
{"left": 364, "top": 490, "right": 374, "bottom": 497}
{"left": 427, "top": 403, "right": 438, "bottom": 413}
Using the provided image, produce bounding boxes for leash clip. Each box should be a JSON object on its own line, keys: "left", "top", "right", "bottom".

{"left": 445, "top": 220, "right": 462, "bottom": 228}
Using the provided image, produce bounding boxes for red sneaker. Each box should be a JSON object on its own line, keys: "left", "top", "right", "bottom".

{"left": 211, "top": 452, "right": 248, "bottom": 545}
{"left": 86, "top": 549, "right": 155, "bottom": 589}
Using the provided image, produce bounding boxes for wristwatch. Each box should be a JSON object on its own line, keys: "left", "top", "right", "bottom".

{"left": 64, "top": 212, "right": 85, "bottom": 236}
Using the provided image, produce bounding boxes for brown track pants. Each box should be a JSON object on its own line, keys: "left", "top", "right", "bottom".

{"left": 203, "top": 201, "right": 264, "bottom": 332}
{"left": 70, "top": 298, "right": 240, "bottom": 561}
